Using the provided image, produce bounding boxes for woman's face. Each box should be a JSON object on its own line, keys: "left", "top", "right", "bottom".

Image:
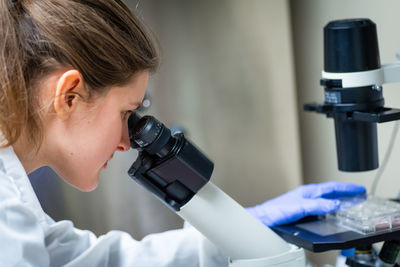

{"left": 45, "top": 71, "right": 149, "bottom": 191}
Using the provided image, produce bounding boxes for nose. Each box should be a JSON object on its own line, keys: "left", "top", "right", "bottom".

{"left": 117, "top": 121, "right": 130, "bottom": 152}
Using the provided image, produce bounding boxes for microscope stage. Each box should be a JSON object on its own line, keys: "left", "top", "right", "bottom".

{"left": 272, "top": 215, "right": 400, "bottom": 252}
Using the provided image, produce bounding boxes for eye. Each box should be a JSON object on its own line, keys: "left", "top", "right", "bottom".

{"left": 122, "top": 110, "right": 134, "bottom": 120}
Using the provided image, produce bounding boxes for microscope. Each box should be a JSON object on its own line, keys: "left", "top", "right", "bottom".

{"left": 127, "top": 18, "right": 400, "bottom": 267}
{"left": 127, "top": 113, "right": 305, "bottom": 266}
{"left": 273, "top": 18, "right": 400, "bottom": 266}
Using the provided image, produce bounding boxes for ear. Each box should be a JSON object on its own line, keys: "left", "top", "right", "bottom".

{"left": 53, "top": 70, "right": 85, "bottom": 120}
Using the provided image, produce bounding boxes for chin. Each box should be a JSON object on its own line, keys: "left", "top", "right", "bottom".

{"left": 78, "top": 184, "right": 98, "bottom": 192}
{"left": 52, "top": 166, "right": 100, "bottom": 192}
{"left": 63, "top": 175, "right": 99, "bottom": 192}
{"left": 76, "top": 179, "right": 99, "bottom": 192}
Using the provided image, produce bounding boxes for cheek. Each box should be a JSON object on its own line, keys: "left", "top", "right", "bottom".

{"left": 63, "top": 115, "right": 123, "bottom": 189}
{"left": 47, "top": 100, "right": 127, "bottom": 191}
{"left": 85, "top": 115, "right": 123, "bottom": 160}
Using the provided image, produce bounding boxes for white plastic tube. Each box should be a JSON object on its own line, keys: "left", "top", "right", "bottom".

{"left": 177, "top": 182, "right": 292, "bottom": 260}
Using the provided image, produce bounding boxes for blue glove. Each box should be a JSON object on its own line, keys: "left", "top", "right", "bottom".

{"left": 246, "top": 181, "right": 366, "bottom": 227}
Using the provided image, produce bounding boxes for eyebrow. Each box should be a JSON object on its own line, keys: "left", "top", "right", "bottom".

{"left": 129, "top": 101, "right": 142, "bottom": 107}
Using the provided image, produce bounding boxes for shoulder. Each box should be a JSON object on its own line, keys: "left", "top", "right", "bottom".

{"left": 0, "top": 163, "right": 43, "bottom": 242}
{"left": 0, "top": 167, "right": 49, "bottom": 265}
{"left": 0, "top": 159, "right": 44, "bottom": 239}
{"left": 0, "top": 148, "right": 50, "bottom": 264}
{"left": 0, "top": 148, "right": 37, "bottom": 220}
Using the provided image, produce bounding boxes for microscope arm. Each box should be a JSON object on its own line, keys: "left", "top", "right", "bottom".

{"left": 177, "top": 182, "right": 305, "bottom": 267}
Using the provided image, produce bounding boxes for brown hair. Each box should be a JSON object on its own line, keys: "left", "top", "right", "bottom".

{"left": 0, "top": 0, "right": 159, "bottom": 149}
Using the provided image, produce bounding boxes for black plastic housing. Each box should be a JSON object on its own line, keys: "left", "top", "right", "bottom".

{"left": 305, "top": 18, "right": 389, "bottom": 172}
{"left": 378, "top": 240, "right": 400, "bottom": 264}
{"left": 334, "top": 114, "right": 378, "bottom": 171}
{"left": 324, "top": 18, "right": 380, "bottom": 72}
{"left": 128, "top": 114, "right": 213, "bottom": 211}
{"left": 326, "top": 18, "right": 381, "bottom": 171}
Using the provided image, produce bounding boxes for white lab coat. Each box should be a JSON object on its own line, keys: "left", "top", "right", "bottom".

{"left": 0, "top": 146, "right": 228, "bottom": 266}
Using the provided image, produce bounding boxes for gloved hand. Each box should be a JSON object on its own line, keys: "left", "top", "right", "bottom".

{"left": 246, "top": 181, "right": 366, "bottom": 227}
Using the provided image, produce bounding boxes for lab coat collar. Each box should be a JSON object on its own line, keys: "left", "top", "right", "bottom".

{"left": 0, "top": 145, "right": 47, "bottom": 226}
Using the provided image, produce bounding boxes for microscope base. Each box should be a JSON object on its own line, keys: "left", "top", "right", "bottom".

{"left": 229, "top": 245, "right": 305, "bottom": 267}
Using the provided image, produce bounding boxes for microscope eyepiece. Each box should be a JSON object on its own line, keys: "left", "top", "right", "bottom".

{"left": 132, "top": 115, "right": 164, "bottom": 147}
{"left": 128, "top": 113, "right": 173, "bottom": 157}
{"left": 127, "top": 113, "right": 214, "bottom": 210}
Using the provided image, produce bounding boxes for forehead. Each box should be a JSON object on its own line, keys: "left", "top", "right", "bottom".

{"left": 105, "top": 71, "right": 149, "bottom": 104}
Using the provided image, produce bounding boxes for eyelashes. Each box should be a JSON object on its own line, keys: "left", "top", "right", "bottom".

{"left": 122, "top": 110, "right": 134, "bottom": 120}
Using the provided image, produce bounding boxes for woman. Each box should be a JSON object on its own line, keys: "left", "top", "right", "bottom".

{"left": 0, "top": 0, "right": 365, "bottom": 266}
